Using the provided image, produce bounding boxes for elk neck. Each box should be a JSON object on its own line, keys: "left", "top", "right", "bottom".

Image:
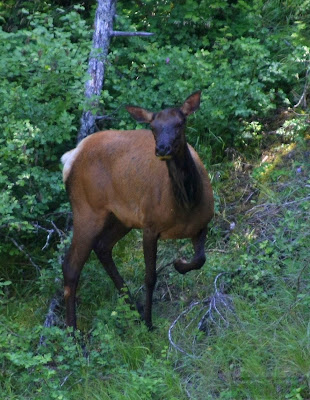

{"left": 166, "top": 144, "right": 203, "bottom": 211}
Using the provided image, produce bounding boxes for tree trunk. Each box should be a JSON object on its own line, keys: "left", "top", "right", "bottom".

{"left": 77, "top": 0, "right": 116, "bottom": 143}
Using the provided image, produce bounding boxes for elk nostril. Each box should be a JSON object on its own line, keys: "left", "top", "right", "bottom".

{"left": 156, "top": 144, "right": 172, "bottom": 157}
{"left": 165, "top": 145, "right": 172, "bottom": 154}
{"left": 156, "top": 145, "right": 164, "bottom": 156}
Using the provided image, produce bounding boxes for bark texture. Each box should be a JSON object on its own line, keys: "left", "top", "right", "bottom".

{"left": 77, "top": 0, "right": 116, "bottom": 143}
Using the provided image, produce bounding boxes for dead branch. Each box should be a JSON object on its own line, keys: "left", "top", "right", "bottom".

{"left": 39, "top": 287, "right": 63, "bottom": 346}
{"left": 78, "top": 0, "right": 117, "bottom": 142}
{"left": 110, "top": 30, "right": 154, "bottom": 37}
{"left": 168, "top": 272, "right": 237, "bottom": 358}
{"left": 294, "top": 66, "right": 309, "bottom": 109}
{"left": 78, "top": 0, "right": 154, "bottom": 142}
{"left": 10, "top": 237, "right": 40, "bottom": 273}
{"left": 32, "top": 221, "right": 65, "bottom": 250}
{"left": 60, "top": 372, "right": 73, "bottom": 387}
{"left": 245, "top": 195, "right": 310, "bottom": 217}
{"left": 282, "top": 195, "right": 310, "bottom": 206}
{"left": 168, "top": 300, "right": 201, "bottom": 358}
{"left": 206, "top": 248, "right": 229, "bottom": 254}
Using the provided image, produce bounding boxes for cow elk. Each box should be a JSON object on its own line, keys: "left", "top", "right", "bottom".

{"left": 61, "top": 91, "right": 214, "bottom": 329}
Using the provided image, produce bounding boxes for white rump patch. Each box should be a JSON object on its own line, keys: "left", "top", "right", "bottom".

{"left": 61, "top": 146, "right": 81, "bottom": 183}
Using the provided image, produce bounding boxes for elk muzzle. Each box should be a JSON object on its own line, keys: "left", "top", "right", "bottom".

{"left": 155, "top": 143, "right": 173, "bottom": 160}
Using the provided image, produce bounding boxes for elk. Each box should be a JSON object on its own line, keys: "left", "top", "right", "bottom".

{"left": 61, "top": 91, "right": 214, "bottom": 329}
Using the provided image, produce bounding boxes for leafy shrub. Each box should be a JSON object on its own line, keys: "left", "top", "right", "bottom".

{"left": 0, "top": 8, "right": 89, "bottom": 259}
{"left": 0, "top": 299, "right": 185, "bottom": 400}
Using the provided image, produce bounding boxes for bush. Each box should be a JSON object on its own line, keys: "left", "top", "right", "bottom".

{"left": 0, "top": 7, "right": 90, "bottom": 258}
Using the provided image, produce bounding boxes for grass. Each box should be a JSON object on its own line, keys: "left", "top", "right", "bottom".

{"left": 173, "top": 294, "right": 310, "bottom": 399}
{"left": 0, "top": 130, "right": 309, "bottom": 399}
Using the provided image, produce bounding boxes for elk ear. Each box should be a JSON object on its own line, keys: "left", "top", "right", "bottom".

{"left": 180, "top": 91, "right": 201, "bottom": 116}
{"left": 126, "top": 106, "right": 154, "bottom": 123}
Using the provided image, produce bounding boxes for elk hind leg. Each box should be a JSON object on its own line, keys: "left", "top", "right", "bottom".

{"left": 93, "top": 214, "right": 135, "bottom": 306}
{"left": 62, "top": 212, "right": 106, "bottom": 329}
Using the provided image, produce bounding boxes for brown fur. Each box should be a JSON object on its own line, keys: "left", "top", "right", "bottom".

{"left": 62, "top": 92, "right": 214, "bottom": 329}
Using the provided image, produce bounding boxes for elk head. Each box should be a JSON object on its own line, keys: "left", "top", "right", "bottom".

{"left": 126, "top": 91, "right": 201, "bottom": 160}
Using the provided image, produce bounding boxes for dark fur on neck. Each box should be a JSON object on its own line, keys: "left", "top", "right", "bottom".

{"left": 166, "top": 145, "right": 203, "bottom": 210}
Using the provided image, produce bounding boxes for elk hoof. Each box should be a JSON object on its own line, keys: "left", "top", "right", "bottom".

{"left": 173, "top": 257, "right": 188, "bottom": 274}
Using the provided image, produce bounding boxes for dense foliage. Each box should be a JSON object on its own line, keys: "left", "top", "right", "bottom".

{"left": 0, "top": 1, "right": 309, "bottom": 399}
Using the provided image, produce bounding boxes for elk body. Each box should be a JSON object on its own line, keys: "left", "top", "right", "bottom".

{"left": 61, "top": 91, "right": 214, "bottom": 329}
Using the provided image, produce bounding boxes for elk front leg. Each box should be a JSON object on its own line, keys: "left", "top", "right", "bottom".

{"left": 173, "top": 228, "right": 207, "bottom": 275}
{"left": 143, "top": 228, "right": 158, "bottom": 329}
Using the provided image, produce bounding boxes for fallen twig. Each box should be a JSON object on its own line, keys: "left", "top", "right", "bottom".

{"left": 168, "top": 272, "right": 237, "bottom": 357}
{"left": 39, "top": 286, "right": 63, "bottom": 347}
{"left": 168, "top": 300, "right": 201, "bottom": 358}
{"left": 206, "top": 248, "right": 229, "bottom": 254}
{"left": 60, "top": 372, "right": 73, "bottom": 387}
{"left": 245, "top": 195, "right": 310, "bottom": 216}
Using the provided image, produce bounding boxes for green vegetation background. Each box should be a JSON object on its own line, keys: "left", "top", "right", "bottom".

{"left": 0, "top": 1, "right": 309, "bottom": 399}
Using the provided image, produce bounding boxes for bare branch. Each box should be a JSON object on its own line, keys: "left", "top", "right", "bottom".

{"left": 60, "top": 372, "right": 73, "bottom": 387}
{"left": 246, "top": 195, "right": 310, "bottom": 215}
{"left": 206, "top": 248, "right": 229, "bottom": 254}
{"left": 168, "top": 272, "right": 238, "bottom": 357}
{"left": 78, "top": 0, "right": 116, "bottom": 142}
{"left": 31, "top": 221, "right": 65, "bottom": 250}
{"left": 10, "top": 237, "right": 40, "bottom": 274}
{"left": 94, "top": 115, "right": 116, "bottom": 121}
{"left": 39, "top": 288, "right": 63, "bottom": 347}
{"left": 110, "top": 30, "right": 154, "bottom": 37}
{"left": 168, "top": 301, "right": 201, "bottom": 358}
{"left": 42, "top": 229, "right": 54, "bottom": 251}
{"left": 78, "top": 0, "right": 154, "bottom": 142}
{"left": 294, "top": 66, "right": 309, "bottom": 109}
{"left": 43, "top": 293, "right": 62, "bottom": 328}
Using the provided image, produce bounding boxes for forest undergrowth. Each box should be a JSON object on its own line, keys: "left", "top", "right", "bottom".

{"left": 1, "top": 115, "right": 309, "bottom": 400}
